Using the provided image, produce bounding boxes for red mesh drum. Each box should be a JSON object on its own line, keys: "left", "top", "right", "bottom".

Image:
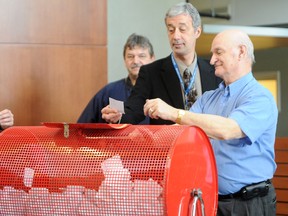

{"left": 0, "top": 123, "right": 218, "bottom": 215}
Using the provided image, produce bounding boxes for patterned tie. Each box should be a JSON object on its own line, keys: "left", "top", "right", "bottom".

{"left": 183, "top": 68, "right": 197, "bottom": 110}
{"left": 183, "top": 68, "right": 191, "bottom": 90}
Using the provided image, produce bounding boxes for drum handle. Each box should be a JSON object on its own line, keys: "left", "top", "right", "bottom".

{"left": 190, "top": 188, "right": 206, "bottom": 216}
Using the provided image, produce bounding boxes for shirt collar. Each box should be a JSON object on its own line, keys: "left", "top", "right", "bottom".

{"left": 219, "top": 72, "right": 254, "bottom": 97}
{"left": 125, "top": 76, "right": 133, "bottom": 88}
{"left": 174, "top": 54, "right": 198, "bottom": 75}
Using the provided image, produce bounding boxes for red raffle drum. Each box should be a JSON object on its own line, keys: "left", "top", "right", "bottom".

{"left": 0, "top": 123, "right": 218, "bottom": 216}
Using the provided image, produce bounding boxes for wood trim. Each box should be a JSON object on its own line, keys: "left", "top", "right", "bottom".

{"left": 274, "top": 138, "right": 288, "bottom": 215}
{"left": 275, "top": 151, "right": 288, "bottom": 163}
{"left": 276, "top": 189, "right": 288, "bottom": 202}
{"left": 274, "top": 164, "right": 288, "bottom": 176}
{"left": 277, "top": 202, "right": 288, "bottom": 215}
{"left": 273, "top": 177, "right": 288, "bottom": 189}
{"left": 275, "top": 138, "right": 288, "bottom": 149}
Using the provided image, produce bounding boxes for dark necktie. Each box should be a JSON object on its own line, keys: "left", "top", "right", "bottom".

{"left": 183, "top": 68, "right": 197, "bottom": 110}
{"left": 183, "top": 68, "right": 191, "bottom": 90}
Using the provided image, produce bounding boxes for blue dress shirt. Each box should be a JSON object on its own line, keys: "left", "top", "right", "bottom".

{"left": 191, "top": 72, "right": 278, "bottom": 194}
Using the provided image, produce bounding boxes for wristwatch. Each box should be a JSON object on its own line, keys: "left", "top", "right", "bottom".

{"left": 176, "top": 109, "right": 185, "bottom": 124}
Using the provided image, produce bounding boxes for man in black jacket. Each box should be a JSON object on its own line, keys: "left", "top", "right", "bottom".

{"left": 102, "top": 2, "right": 221, "bottom": 125}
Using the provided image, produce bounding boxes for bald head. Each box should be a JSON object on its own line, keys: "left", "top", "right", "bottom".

{"left": 212, "top": 29, "right": 255, "bottom": 65}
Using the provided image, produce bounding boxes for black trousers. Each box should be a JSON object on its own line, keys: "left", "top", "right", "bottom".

{"left": 217, "top": 184, "right": 276, "bottom": 216}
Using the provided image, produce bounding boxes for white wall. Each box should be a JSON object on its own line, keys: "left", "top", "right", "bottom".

{"left": 107, "top": 0, "right": 183, "bottom": 82}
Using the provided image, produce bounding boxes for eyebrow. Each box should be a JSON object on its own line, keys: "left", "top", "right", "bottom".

{"left": 167, "top": 22, "right": 188, "bottom": 27}
{"left": 211, "top": 47, "right": 223, "bottom": 52}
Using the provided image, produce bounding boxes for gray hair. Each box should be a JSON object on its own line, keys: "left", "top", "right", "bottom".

{"left": 243, "top": 35, "right": 255, "bottom": 65}
{"left": 123, "top": 33, "right": 154, "bottom": 58}
{"left": 165, "top": 2, "right": 201, "bottom": 31}
{"left": 235, "top": 31, "right": 256, "bottom": 65}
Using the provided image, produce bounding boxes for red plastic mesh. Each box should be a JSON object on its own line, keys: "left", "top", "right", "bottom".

{"left": 0, "top": 124, "right": 217, "bottom": 215}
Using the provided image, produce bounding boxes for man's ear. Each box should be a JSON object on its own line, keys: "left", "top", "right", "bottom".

{"left": 238, "top": 45, "right": 247, "bottom": 59}
{"left": 195, "top": 27, "right": 202, "bottom": 39}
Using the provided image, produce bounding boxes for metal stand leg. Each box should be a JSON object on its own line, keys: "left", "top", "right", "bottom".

{"left": 190, "top": 188, "right": 206, "bottom": 216}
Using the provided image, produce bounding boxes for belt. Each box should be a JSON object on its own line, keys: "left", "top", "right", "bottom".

{"left": 218, "top": 179, "right": 271, "bottom": 201}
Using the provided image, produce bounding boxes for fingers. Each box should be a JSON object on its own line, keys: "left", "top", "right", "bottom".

{"left": 146, "top": 107, "right": 156, "bottom": 119}
{"left": 143, "top": 99, "right": 152, "bottom": 116}
{"left": 101, "top": 106, "right": 122, "bottom": 123}
{"left": 101, "top": 105, "right": 114, "bottom": 114}
{"left": 144, "top": 99, "right": 159, "bottom": 119}
{"left": 0, "top": 109, "right": 14, "bottom": 129}
{"left": 102, "top": 112, "right": 122, "bottom": 123}
{"left": 144, "top": 98, "right": 176, "bottom": 121}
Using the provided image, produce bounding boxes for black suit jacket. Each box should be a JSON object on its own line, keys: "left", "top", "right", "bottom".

{"left": 122, "top": 55, "right": 222, "bottom": 125}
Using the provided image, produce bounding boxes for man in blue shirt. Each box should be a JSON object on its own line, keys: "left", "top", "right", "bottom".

{"left": 77, "top": 33, "right": 155, "bottom": 124}
{"left": 144, "top": 29, "right": 278, "bottom": 215}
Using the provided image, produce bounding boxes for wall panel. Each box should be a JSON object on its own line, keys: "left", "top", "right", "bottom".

{"left": 0, "top": 0, "right": 107, "bottom": 126}
{"left": 0, "top": 0, "right": 106, "bottom": 44}
{"left": 0, "top": 45, "right": 107, "bottom": 125}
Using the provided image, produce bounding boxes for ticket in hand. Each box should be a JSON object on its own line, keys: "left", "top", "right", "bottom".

{"left": 109, "top": 97, "right": 125, "bottom": 114}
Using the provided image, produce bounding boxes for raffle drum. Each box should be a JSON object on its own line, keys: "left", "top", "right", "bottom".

{"left": 0, "top": 123, "right": 218, "bottom": 215}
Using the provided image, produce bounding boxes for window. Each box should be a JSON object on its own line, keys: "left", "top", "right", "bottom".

{"left": 254, "top": 71, "right": 281, "bottom": 111}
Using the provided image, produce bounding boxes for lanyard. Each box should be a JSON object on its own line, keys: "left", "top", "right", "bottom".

{"left": 171, "top": 53, "right": 198, "bottom": 96}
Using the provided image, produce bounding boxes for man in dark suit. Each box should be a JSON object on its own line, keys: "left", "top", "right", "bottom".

{"left": 102, "top": 2, "right": 222, "bottom": 125}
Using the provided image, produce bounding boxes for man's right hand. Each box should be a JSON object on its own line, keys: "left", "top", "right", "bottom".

{"left": 101, "top": 105, "right": 122, "bottom": 123}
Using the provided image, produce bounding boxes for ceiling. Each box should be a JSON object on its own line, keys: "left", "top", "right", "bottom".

{"left": 187, "top": 0, "right": 288, "bottom": 56}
